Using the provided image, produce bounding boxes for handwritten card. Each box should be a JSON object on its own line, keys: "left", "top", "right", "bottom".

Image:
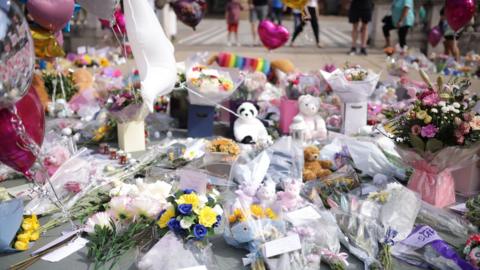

{"left": 264, "top": 234, "right": 302, "bottom": 258}
{"left": 41, "top": 237, "right": 88, "bottom": 262}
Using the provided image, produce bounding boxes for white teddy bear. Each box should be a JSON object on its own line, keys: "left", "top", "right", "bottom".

{"left": 234, "top": 102, "right": 271, "bottom": 144}
{"left": 292, "top": 94, "right": 327, "bottom": 141}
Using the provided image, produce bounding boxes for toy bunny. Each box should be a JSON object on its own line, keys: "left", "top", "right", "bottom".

{"left": 276, "top": 180, "right": 303, "bottom": 211}
{"left": 256, "top": 179, "right": 277, "bottom": 205}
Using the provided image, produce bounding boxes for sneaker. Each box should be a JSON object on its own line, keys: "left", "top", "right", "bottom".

{"left": 348, "top": 47, "right": 356, "bottom": 55}
{"left": 360, "top": 47, "right": 367, "bottom": 56}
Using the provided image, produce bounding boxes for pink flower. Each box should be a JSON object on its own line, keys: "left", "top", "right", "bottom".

{"left": 457, "top": 135, "right": 465, "bottom": 145}
{"left": 422, "top": 92, "right": 440, "bottom": 106}
{"left": 464, "top": 112, "right": 473, "bottom": 122}
{"left": 64, "top": 181, "right": 81, "bottom": 193}
{"left": 411, "top": 125, "right": 421, "bottom": 136}
{"left": 44, "top": 146, "right": 71, "bottom": 176}
{"left": 470, "top": 116, "right": 480, "bottom": 131}
{"left": 420, "top": 124, "right": 439, "bottom": 138}
{"left": 460, "top": 122, "right": 471, "bottom": 135}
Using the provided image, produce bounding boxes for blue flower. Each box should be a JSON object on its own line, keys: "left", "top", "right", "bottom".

{"left": 193, "top": 224, "right": 207, "bottom": 240}
{"left": 178, "top": 204, "right": 192, "bottom": 215}
{"left": 167, "top": 218, "right": 181, "bottom": 232}
{"left": 183, "top": 189, "right": 195, "bottom": 194}
{"left": 213, "top": 215, "right": 222, "bottom": 228}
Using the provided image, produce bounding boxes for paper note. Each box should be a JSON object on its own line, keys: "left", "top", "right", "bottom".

{"left": 41, "top": 237, "right": 88, "bottom": 262}
{"left": 449, "top": 203, "right": 467, "bottom": 214}
{"left": 32, "top": 229, "right": 82, "bottom": 256}
{"left": 286, "top": 206, "right": 321, "bottom": 226}
{"left": 264, "top": 234, "right": 302, "bottom": 258}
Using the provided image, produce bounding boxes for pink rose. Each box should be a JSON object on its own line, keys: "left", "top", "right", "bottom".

{"left": 411, "top": 125, "right": 421, "bottom": 136}
{"left": 64, "top": 181, "right": 81, "bottom": 194}
{"left": 460, "top": 122, "right": 471, "bottom": 135}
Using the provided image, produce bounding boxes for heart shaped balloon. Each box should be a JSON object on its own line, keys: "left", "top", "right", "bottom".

{"left": 0, "top": 86, "right": 45, "bottom": 175}
{"left": 171, "top": 0, "right": 207, "bottom": 30}
{"left": 27, "top": 0, "right": 75, "bottom": 32}
{"left": 258, "top": 20, "right": 289, "bottom": 50}
{"left": 428, "top": 26, "right": 442, "bottom": 47}
{"left": 445, "top": 0, "right": 475, "bottom": 32}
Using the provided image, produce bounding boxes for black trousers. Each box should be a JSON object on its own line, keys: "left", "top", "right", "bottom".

{"left": 397, "top": 26, "right": 410, "bottom": 48}
{"left": 382, "top": 15, "right": 410, "bottom": 48}
{"left": 291, "top": 7, "right": 319, "bottom": 44}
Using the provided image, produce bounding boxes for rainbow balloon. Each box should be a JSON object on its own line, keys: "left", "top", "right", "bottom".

{"left": 216, "top": 52, "right": 271, "bottom": 74}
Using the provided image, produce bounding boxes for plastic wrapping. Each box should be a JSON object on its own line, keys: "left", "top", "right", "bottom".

{"left": 320, "top": 69, "right": 380, "bottom": 103}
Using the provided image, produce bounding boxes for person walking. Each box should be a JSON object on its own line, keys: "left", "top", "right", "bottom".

{"left": 270, "top": 0, "right": 283, "bottom": 25}
{"left": 248, "top": 0, "right": 269, "bottom": 46}
{"left": 226, "top": 0, "right": 243, "bottom": 46}
{"left": 391, "top": 0, "right": 414, "bottom": 50}
{"left": 290, "top": 0, "right": 322, "bottom": 48}
{"left": 348, "top": 0, "right": 373, "bottom": 55}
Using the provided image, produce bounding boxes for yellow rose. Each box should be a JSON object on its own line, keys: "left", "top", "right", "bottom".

{"left": 250, "top": 204, "right": 264, "bottom": 218}
{"left": 30, "top": 231, "right": 40, "bottom": 241}
{"left": 22, "top": 219, "right": 34, "bottom": 231}
{"left": 176, "top": 193, "right": 200, "bottom": 208}
{"left": 17, "top": 232, "right": 31, "bottom": 242}
{"left": 198, "top": 207, "right": 217, "bottom": 228}
{"left": 424, "top": 115, "right": 432, "bottom": 124}
{"left": 99, "top": 57, "right": 110, "bottom": 67}
{"left": 14, "top": 241, "right": 29, "bottom": 251}
{"left": 265, "top": 208, "right": 277, "bottom": 220}
{"left": 416, "top": 111, "right": 427, "bottom": 120}
{"left": 157, "top": 207, "right": 175, "bottom": 229}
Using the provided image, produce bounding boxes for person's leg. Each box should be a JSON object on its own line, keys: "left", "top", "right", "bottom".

{"left": 360, "top": 22, "right": 368, "bottom": 53}
{"left": 452, "top": 39, "right": 460, "bottom": 61}
{"left": 382, "top": 15, "right": 393, "bottom": 47}
{"left": 351, "top": 22, "right": 359, "bottom": 49}
{"left": 398, "top": 26, "right": 409, "bottom": 48}
{"left": 249, "top": 9, "right": 257, "bottom": 45}
{"left": 308, "top": 6, "right": 320, "bottom": 45}
{"left": 291, "top": 14, "right": 305, "bottom": 45}
{"left": 234, "top": 24, "right": 240, "bottom": 46}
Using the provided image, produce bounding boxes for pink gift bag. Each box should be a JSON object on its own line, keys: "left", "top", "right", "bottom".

{"left": 407, "top": 161, "right": 455, "bottom": 208}
{"left": 279, "top": 98, "right": 298, "bottom": 134}
{"left": 452, "top": 162, "right": 480, "bottom": 197}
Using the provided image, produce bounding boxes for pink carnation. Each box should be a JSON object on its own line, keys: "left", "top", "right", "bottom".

{"left": 420, "top": 124, "right": 438, "bottom": 138}
{"left": 422, "top": 92, "right": 440, "bottom": 106}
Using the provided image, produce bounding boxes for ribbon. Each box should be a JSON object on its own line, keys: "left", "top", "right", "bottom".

{"left": 383, "top": 227, "right": 398, "bottom": 246}
{"left": 320, "top": 249, "right": 349, "bottom": 267}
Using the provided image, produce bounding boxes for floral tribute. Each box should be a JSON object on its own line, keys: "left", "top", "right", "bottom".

{"left": 188, "top": 65, "right": 234, "bottom": 93}
{"left": 157, "top": 189, "right": 223, "bottom": 241}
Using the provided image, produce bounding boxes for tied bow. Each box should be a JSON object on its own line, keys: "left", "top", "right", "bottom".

{"left": 412, "top": 160, "right": 441, "bottom": 185}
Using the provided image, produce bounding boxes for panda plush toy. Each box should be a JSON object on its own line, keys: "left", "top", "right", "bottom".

{"left": 233, "top": 102, "right": 270, "bottom": 144}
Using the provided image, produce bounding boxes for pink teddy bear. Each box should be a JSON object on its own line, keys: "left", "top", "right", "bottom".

{"left": 276, "top": 180, "right": 303, "bottom": 211}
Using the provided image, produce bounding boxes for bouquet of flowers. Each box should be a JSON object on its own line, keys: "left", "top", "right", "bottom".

{"left": 388, "top": 74, "right": 480, "bottom": 207}
{"left": 320, "top": 64, "right": 380, "bottom": 103}
{"left": 105, "top": 85, "right": 146, "bottom": 123}
{"left": 283, "top": 72, "right": 323, "bottom": 100}
{"left": 204, "top": 137, "right": 241, "bottom": 165}
{"left": 463, "top": 234, "right": 480, "bottom": 267}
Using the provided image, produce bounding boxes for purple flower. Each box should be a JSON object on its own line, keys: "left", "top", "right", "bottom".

{"left": 411, "top": 125, "right": 421, "bottom": 136}
{"left": 183, "top": 189, "right": 195, "bottom": 194}
{"left": 420, "top": 124, "right": 439, "bottom": 138}
{"left": 421, "top": 92, "right": 440, "bottom": 106}
{"left": 178, "top": 204, "right": 192, "bottom": 215}
{"left": 193, "top": 224, "right": 207, "bottom": 240}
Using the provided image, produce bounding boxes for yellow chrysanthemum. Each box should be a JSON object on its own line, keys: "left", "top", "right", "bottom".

{"left": 157, "top": 207, "right": 175, "bottom": 229}
{"left": 250, "top": 204, "right": 264, "bottom": 218}
{"left": 30, "top": 231, "right": 40, "bottom": 241}
{"left": 265, "top": 208, "right": 277, "bottom": 220}
{"left": 424, "top": 115, "right": 432, "bottom": 124}
{"left": 199, "top": 207, "right": 217, "bottom": 228}
{"left": 16, "top": 232, "right": 31, "bottom": 243}
{"left": 228, "top": 214, "right": 238, "bottom": 223}
{"left": 176, "top": 193, "right": 200, "bottom": 208}
{"left": 416, "top": 110, "right": 427, "bottom": 120}
{"left": 99, "top": 57, "right": 110, "bottom": 67}
{"left": 14, "top": 241, "right": 29, "bottom": 251}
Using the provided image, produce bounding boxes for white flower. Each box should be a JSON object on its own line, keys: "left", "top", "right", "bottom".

{"left": 213, "top": 204, "right": 223, "bottom": 216}
{"left": 198, "top": 194, "right": 208, "bottom": 207}
{"left": 453, "top": 109, "right": 460, "bottom": 114}
{"left": 180, "top": 218, "right": 193, "bottom": 229}
{"left": 137, "top": 180, "right": 172, "bottom": 205}
{"left": 84, "top": 212, "right": 113, "bottom": 234}
{"left": 453, "top": 102, "right": 460, "bottom": 108}
{"left": 131, "top": 197, "right": 162, "bottom": 219}
{"left": 109, "top": 196, "right": 134, "bottom": 220}
{"left": 439, "top": 101, "right": 446, "bottom": 107}
{"left": 441, "top": 106, "right": 449, "bottom": 113}
{"left": 109, "top": 183, "right": 139, "bottom": 197}
{"left": 431, "top": 108, "right": 438, "bottom": 113}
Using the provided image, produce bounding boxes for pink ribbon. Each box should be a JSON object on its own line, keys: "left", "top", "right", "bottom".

{"left": 320, "top": 249, "right": 349, "bottom": 266}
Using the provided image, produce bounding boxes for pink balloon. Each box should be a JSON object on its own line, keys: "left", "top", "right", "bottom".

{"left": 428, "top": 26, "right": 442, "bottom": 47}
{"left": 258, "top": 20, "right": 289, "bottom": 50}
{"left": 0, "top": 86, "right": 45, "bottom": 175}
{"left": 445, "top": 0, "right": 475, "bottom": 32}
{"left": 27, "top": 0, "right": 75, "bottom": 32}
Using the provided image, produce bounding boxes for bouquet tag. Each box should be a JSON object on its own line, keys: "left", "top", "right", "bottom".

{"left": 286, "top": 206, "right": 321, "bottom": 226}
{"left": 401, "top": 225, "right": 442, "bottom": 248}
{"left": 32, "top": 229, "right": 83, "bottom": 256}
{"left": 179, "top": 266, "right": 208, "bottom": 270}
{"left": 41, "top": 237, "right": 88, "bottom": 262}
{"left": 264, "top": 234, "right": 302, "bottom": 258}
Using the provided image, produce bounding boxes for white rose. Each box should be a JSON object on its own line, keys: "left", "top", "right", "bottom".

{"left": 453, "top": 102, "right": 460, "bottom": 108}
{"left": 213, "top": 204, "right": 224, "bottom": 216}
{"left": 441, "top": 106, "right": 449, "bottom": 113}
{"left": 439, "top": 101, "right": 446, "bottom": 107}
{"left": 453, "top": 109, "right": 460, "bottom": 114}
{"left": 198, "top": 195, "right": 208, "bottom": 207}
{"left": 180, "top": 218, "right": 193, "bottom": 229}
{"left": 431, "top": 108, "right": 438, "bottom": 113}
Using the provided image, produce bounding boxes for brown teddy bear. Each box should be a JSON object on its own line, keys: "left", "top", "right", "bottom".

{"left": 303, "top": 146, "right": 333, "bottom": 181}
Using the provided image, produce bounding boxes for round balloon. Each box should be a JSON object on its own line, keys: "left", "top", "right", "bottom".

{"left": 0, "top": 85, "right": 45, "bottom": 175}
{"left": 428, "top": 26, "right": 442, "bottom": 47}
{"left": 445, "top": 0, "right": 475, "bottom": 32}
{"left": 27, "top": 0, "right": 75, "bottom": 32}
{"left": 258, "top": 20, "right": 289, "bottom": 50}
{"left": 171, "top": 0, "right": 207, "bottom": 30}
{"left": 0, "top": 1, "right": 35, "bottom": 109}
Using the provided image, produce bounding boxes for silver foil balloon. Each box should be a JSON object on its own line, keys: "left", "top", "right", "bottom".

{"left": 0, "top": 0, "right": 35, "bottom": 109}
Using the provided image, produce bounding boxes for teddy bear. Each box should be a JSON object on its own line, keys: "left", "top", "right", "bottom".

{"left": 234, "top": 102, "right": 271, "bottom": 144}
{"left": 292, "top": 94, "right": 327, "bottom": 141}
{"left": 276, "top": 180, "right": 303, "bottom": 211}
{"left": 303, "top": 145, "right": 333, "bottom": 181}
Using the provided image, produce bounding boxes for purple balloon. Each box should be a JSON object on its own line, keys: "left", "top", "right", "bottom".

{"left": 171, "top": 0, "right": 207, "bottom": 30}
{"left": 445, "top": 0, "right": 475, "bottom": 32}
{"left": 27, "top": 0, "right": 75, "bottom": 32}
{"left": 428, "top": 26, "right": 442, "bottom": 47}
{"left": 258, "top": 20, "right": 289, "bottom": 50}
{"left": 0, "top": 86, "right": 45, "bottom": 175}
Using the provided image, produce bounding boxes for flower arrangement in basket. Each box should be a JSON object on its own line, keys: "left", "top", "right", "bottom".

{"left": 386, "top": 71, "right": 480, "bottom": 207}
{"left": 204, "top": 137, "right": 240, "bottom": 164}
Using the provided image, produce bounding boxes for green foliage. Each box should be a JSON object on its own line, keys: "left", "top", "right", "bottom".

{"left": 42, "top": 71, "right": 78, "bottom": 101}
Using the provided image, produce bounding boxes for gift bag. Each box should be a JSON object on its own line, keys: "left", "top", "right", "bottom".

{"left": 279, "top": 98, "right": 298, "bottom": 134}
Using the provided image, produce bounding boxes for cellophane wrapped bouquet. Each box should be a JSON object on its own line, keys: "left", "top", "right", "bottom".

{"left": 388, "top": 74, "right": 480, "bottom": 207}
{"left": 138, "top": 187, "right": 223, "bottom": 270}
{"left": 320, "top": 64, "right": 380, "bottom": 103}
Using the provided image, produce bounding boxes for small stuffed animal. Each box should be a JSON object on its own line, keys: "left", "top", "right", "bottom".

{"left": 256, "top": 179, "right": 276, "bottom": 205}
{"left": 303, "top": 146, "right": 332, "bottom": 181}
{"left": 293, "top": 94, "right": 327, "bottom": 141}
{"left": 276, "top": 180, "right": 303, "bottom": 211}
{"left": 234, "top": 102, "right": 271, "bottom": 144}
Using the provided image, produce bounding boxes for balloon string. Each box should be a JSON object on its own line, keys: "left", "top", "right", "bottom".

{"left": 9, "top": 107, "right": 76, "bottom": 230}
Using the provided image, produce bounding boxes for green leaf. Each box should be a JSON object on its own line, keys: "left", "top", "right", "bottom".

{"left": 409, "top": 135, "right": 425, "bottom": 152}
{"left": 426, "top": 139, "right": 443, "bottom": 153}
